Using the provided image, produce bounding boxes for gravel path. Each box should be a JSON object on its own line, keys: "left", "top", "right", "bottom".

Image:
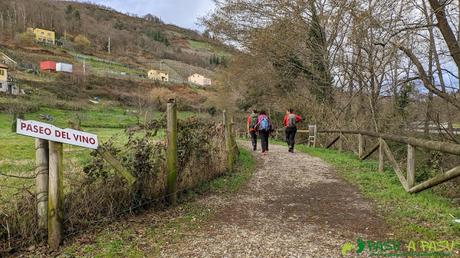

{"left": 161, "top": 142, "right": 389, "bottom": 257}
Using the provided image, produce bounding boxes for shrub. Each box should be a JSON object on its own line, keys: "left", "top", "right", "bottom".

{"left": 14, "top": 31, "right": 35, "bottom": 46}
{"left": 74, "top": 34, "right": 91, "bottom": 51}
{"left": 0, "top": 116, "right": 228, "bottom": 253}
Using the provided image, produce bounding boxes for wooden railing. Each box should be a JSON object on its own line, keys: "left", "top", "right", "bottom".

{"left": 299, "top": 128, "right": 460, "bottom": 194}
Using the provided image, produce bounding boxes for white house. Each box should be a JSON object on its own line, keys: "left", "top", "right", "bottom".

{"left": 148, "top": 69, "right": 169, "bottom": 82}
{"left": 188, "top": 73, "right": 211, "bottom": 86}
{"left": 0, "top": 63, "right": 8, "bottom": 93}
{"left": 56, "top": 63, "right": 73, "bottom": 73}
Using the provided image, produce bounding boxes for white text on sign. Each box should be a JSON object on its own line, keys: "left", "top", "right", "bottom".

{"left": 16, "top": 119, "right": 99, "bottom": 149}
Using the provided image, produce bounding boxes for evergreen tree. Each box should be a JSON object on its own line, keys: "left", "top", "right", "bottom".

{"left": 304, "top": 0, "right": 334, "bottom": 104}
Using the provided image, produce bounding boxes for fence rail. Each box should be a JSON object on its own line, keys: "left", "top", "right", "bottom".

{"left": 318, "top": 129, "right": 460, "bottom": 155}
{"left": 296, "top": 128, "right": 460, "bottom": 194}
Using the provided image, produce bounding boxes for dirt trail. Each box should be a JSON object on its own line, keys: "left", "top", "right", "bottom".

{"left": 160, "top": 142, "right": 389, "bottom": 257}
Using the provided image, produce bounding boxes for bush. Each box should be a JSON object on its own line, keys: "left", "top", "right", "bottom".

{"left": 74, "top": 34, "right": 91, "bottom": 51}
{"left": 14, "top": 31, "right": 35, "bottom": 46}
{"left": 0, "top": 116, "right": 228, "bottom": 253}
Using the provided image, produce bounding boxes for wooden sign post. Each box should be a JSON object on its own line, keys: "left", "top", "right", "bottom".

{"left": 35, "top": 139, "right": 49, "bottom": 235}
{"left": 16, "top": 119, "right": 99, "bottom": 250}
{"left": 48, "top": 141, "right": 63, "bottom": 250}
{"left": 166, "top": 100, "right": 178, "bottom": 205}
{"left": 223, "top": 110, "right": 234, "bottom": 173}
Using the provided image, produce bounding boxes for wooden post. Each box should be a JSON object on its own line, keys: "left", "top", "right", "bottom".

{"left": 36, "top": 139, "right": 49, "bottom": 234}
{"left": 358, "top": 134, "right": 364, "bottom": 159}
{"left": 230, "top": 116, "right": 238, "bottom": 154}
{"left": 166, "top": 99, "right": 178, "bottom": 205}
{"left": 48, "top": 141, "right": 63, "bottom": 250}
{"left": 381, "top": 139, "right": 409, "bottom": 191}
{"left": 378, "top": 137, "right": 384, "bottom": 172}
{"left": 360, "top": 142, "right": 380, "bottom": 160}
{"left": 97, "top": 149, "right": 136, "bottom": 185}
{"left": 338, "top": 133, "right": 343, "bottom": 152}
{"left": 407, "top": 144, "right": 416, "bottom": 189}
{"left": 223, "top": 110, "right": 234, "bottom": 173}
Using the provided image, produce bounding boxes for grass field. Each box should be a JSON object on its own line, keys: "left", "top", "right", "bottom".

{"left": 294, "top": 144, "right": 460, "bottom": 240}
{"left": 71, "top": 52, "right": 146, "bottom": 78}
{"left": 188, "top": 40, "right": 213, "bottom": 51}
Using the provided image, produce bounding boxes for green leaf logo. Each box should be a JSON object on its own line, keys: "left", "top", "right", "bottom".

{"left": 356, "top": 239, "right": 366, "bottom": 254}
{"left": 341, "top": 242, "right": 355, "bottom": 256}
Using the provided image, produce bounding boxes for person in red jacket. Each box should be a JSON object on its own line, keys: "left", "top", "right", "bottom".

{"left": 283, "top": 108, "right": 302, "bottom": 152}
{"left": 247, "top": 109, "right": 259, "bottom": 151}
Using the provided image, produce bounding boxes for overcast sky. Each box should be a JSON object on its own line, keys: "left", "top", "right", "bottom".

{"left": 80, "top": 0, "right": 215, "bottom": 30}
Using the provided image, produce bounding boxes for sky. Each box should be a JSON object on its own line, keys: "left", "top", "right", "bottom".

{"left": 79, "top": 0, "right": 215, "bottom": 30}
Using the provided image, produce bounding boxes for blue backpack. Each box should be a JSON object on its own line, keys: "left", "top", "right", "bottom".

{"left": 259, "top": 116, "right": 270, "bottom": 131}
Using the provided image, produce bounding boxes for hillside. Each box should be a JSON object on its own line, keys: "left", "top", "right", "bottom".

{"left": 0, "top": 0, "right": 231, "bottom": 114}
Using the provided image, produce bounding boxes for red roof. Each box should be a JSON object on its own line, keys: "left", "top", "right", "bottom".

{"left": 0, "top": 63, "right": 8, "bottom": 69}
{"left": 40, "top": 61, "right": 56, "bottom": 71}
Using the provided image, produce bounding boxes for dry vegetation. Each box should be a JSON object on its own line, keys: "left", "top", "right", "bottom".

{"left": 0, "top": 116, "right": 229, "bottom": 253}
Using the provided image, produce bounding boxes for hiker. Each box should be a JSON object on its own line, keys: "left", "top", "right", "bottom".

{"left": 256, "top": 110, "right": 272, "bottom": 154}
{"left": 247, "top": 109, "right": 259, "bottom": 151}
{"left": 284, "top": 108, "right": 302, "bottom": 152}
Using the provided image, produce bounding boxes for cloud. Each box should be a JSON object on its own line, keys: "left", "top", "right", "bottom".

{"left": 79, "top": 0, "right": 215, "bottom": 30}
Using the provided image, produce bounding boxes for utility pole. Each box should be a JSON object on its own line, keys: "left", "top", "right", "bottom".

{"left": 108, "top": 37, "right": 111, "bottom": 54}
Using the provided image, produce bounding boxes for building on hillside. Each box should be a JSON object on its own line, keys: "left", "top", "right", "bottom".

{"left": 188, "top": 73, "right": 211, "bottom": 86}
{"left": 0, "top": 64, "right": 19, "bottom": 95}
{"left": 0, "top": 63, "right": 8, "bottom": 92}
{"left": 0, "top": 52, "right": 17, "bottom": 68}
{"left": 56, "top": 63, "right": 73, "bottom": 73}
{"left": 27, "top": 27, "right": 56, "bottom": 45}
{"left": 148, "top": 69, "right": 169, "bottom": 82}
{"left": 40, "top": 61, "right": 56, "bottom": 72}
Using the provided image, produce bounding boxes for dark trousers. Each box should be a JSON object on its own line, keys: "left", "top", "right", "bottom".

{"left": 250, "top": 131, "right": 257, "bottom": 150}
{"left": 285, "top": 127, "right": 297, "bottom": 151}
{"left": 259, "top": 130, "right": 270, "bottom": 152}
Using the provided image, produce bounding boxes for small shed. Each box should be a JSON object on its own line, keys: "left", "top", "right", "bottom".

{"left": 56, "top": 63, "right": 73, "bottom": 73}
{"left": 40, "top": 61, "right": 56, "bottom": 72}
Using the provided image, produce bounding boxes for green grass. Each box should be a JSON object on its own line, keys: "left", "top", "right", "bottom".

{"left": 0, "top": 106, "right": 196, "bottom": 201}
{"left": 71, "top": 52, "right": 145, "bottom": 77}
{"left": 294, "top": 144, "right": 460, "bottom": 240}
{"left": 193, "top": 148, "right": 256, "bottom": 195}
{"left": 188, "top": 40, "right": 213, "bottom": 51}
{"left": 61, "top": 148, "right": 255, "bottom": 257}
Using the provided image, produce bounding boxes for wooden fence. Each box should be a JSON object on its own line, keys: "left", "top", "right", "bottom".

{"left": 26, "top": 101, "right": 238, "bottom": 250}
{"left": 301, "top": 128, "right": 460, "bottom": 194}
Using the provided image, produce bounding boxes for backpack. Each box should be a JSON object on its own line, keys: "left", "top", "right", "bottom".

{"left": 249, "top": 113, "right": 258, "bottom": 129}
{"left": 287, "top": 114, "right": 297, "bottom": 128}
{"left": 259, "top": 116, "right": 270, "bottom": 131}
